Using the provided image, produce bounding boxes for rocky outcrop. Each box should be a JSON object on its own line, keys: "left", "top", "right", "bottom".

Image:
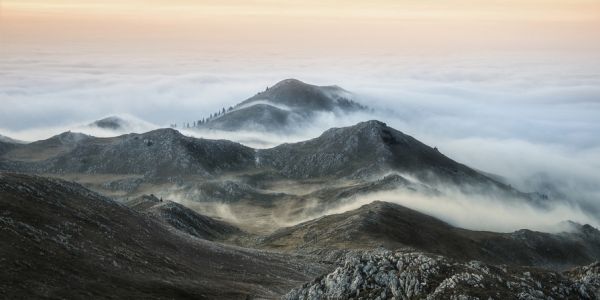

{"left": 285, "top": 249, "right": 600, "bottom": 300}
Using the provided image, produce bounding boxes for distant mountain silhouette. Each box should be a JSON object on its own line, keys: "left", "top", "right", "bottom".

{"left": 89, "top": 116, "right": 130, "bottom": 130}
{"left": 199, "top": 79, "right": 367, "bottom": 132}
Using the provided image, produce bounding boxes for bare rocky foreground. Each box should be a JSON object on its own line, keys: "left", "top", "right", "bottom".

{"left": 0, "top": 173, "right": 326, "bottom": 299}
{"left": 2, "top": 173, "right": 599, "bottom": 299}
{"left": 285, "top": 249, "right": 600, "bottom": 300}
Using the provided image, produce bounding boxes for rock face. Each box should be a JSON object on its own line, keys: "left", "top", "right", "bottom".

{"left": 200, "top": 79, "right": 367, "bottom": 132}
{"left": 285, "top": 249, "right": 600, "bottom": 300}
{"left": 261, "top": 201, "right": 600, "bottom": 269}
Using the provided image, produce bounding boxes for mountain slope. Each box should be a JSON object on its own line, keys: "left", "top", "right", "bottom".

{"left": 0, "top": 134, "right": 24, "bottom": 144}
{"left": 2, "top": 131, "right": 91, "bottom": 162}
{"left": 200, "top": 103, "right": 294, "bottom": 131}
{"left": 260, "top": 201, "right": 600, "bottom": 269}
{"left": 127, "top": 194, "right": 243, "bottom": 241}
{"left": 0, "top": 134, "right": 23, "bottom": 156}
{"left": 0, "top": 173, "right": 325, "bottom": 299}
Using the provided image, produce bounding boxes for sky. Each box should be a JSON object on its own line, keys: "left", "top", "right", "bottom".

{"left": 1, "top": 0, "right": 599, "bottom": 129}
{"left": 3, "top": 0, "right": 600, "bottom": 53}
{"left": 0, "top": 0, "right": 599, "bottom": 221}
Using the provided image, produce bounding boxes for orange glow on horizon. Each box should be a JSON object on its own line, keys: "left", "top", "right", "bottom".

{"left": 1, "top": 0, "right": 599, "bottom": 55}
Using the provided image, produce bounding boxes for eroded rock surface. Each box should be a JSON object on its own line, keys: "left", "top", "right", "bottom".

{"left": 285, "top": 249, "right": 600, "bottom": 300}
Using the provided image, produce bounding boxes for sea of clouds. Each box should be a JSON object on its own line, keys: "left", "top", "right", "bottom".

{"left": 1, "top": 49, "right": 599, "bottom": 226}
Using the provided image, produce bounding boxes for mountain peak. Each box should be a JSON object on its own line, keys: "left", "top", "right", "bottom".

{"left": 258, "top": 120, "right": 510, "bottom": 188}
{"left": 268, "top": 78, "right": 343, "bottom": 92}
{"left": 358, "top": 200, "right": 395, "bottom": 210}
{"left": 318, "top": 120, "right": 399, "bottom": 146}
{"left": 352, "top": 120, "right": 388, "bottom": 131}
{"left": 271, "top": 78, "right": 309, "bottom": 88}
{"left": 141, "top": 127, "right": 181, "bottom": 138}
{"left": 53, "top": 131, "right": 92, "bottom": 143}
{"left": 239, "top": 79, "right": 362, "bottom": 112}
{"left": 0, "top": 134, "right": 25, "bottom": 144}
{"left": 90, "top": 116, "right": 127, "bottom": 130}
{"left": 198, "top": 79, "right": 366, "bottom": 133}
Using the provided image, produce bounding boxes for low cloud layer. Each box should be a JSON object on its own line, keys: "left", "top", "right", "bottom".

{"left": 157, "top": 178, "right": 598, "bottom": 234}
{"left": 1, "top": 50, "right": 599, "bottom": 229}
{"left": 316, "top": 188, "right": 598, "bottom": 233}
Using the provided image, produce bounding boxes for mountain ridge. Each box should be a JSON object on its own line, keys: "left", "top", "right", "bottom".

{"left": 260, "top": 200, "right": 600, "bottom": 269}
{"left": 0, "top": 128, "right": 256, "bottom": 178}
{"left": 0, "top": 121, "right": 532, "bottom": 200}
